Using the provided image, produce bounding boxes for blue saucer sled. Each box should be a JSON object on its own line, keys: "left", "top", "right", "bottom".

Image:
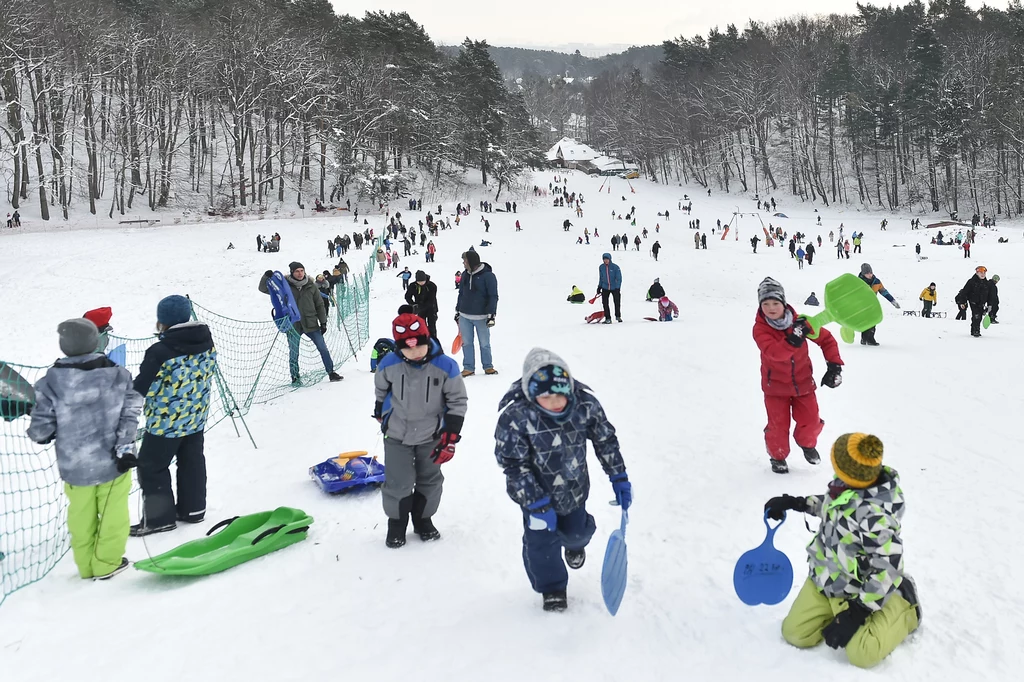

{"left": 310, "top": 451, "right": 386, "bottom": 493}
{"left": 733, "top": 512, "right": 794, "bottom": 606}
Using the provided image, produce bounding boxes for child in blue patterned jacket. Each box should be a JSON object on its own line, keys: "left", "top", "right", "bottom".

{"left": 494, "top": 347, "right": 632, "bottom": 612}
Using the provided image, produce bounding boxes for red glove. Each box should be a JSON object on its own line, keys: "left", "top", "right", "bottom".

{"left": 432, "top": 432, "right": 460, "bottom": 464}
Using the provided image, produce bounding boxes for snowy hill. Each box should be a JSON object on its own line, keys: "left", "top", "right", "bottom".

{"left": 1, "top": 171, "right": 1022, "bottom": 681}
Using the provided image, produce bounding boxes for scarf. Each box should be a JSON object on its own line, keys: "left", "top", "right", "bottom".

{"left": 765, "top": 309, "right": 794, "bottom": 331}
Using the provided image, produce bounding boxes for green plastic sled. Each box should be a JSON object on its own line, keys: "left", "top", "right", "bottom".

{"left": 983, "top": 314, "right": 991, "bottom": 329}
{"left": 801, "top": 273, "right": 884, "bottom": 344}
{"left": 133, "top": 507, "right": 313, "bottom": 576}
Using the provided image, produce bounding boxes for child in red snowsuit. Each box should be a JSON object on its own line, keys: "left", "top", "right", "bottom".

{"left": 753, "top": 278, "right": 844, "bottom": 474}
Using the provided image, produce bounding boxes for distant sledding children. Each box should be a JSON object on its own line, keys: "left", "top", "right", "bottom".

{"left": 753, "top": 278, "right": 844, "bottom": 474}
{"left": 857, "top": 264, "right": 900, "bottom": 346}
{"left": 27, "top": 318, "right": 144, "bottom": 579}
{"left": 567, "top": 285, "right": 585, "bottom": 304}
{"left": 804, "top": 292, "right": 819, "bottom": 307}
{"left": 494, "top": 348, "right": 631, "bottom": 612}
{"left": 657, "top": 296, "right": 679, "bottom": 321}
{"left": 396, "top": 266, "right": 412, "bottom": 290}
{"left": 373, "top": 313, "right": 468, "bottom": 548}
{"left": 764, "top": 432, "right": 920, "bottom": 668}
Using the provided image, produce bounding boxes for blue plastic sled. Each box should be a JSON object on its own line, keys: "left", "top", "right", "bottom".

{"left": 733, "top": 512, "right": 794, "bottom": 606}
{"left": 601, "top": 510, "right": 629, "bottom": 615}
{"left": 310, "top": 453, "right": 385, "bottom": 494}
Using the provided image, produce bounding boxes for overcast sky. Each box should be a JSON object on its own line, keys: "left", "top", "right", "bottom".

{"left": 331, "top": 1, "right": 1009, "bottom": 53}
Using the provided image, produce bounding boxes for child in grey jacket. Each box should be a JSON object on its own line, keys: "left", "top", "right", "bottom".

{"left": 27, "top": 318, "right": 143, "bottom": 580}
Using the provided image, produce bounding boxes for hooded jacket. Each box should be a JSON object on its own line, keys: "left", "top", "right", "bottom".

{"left": 494, "top": 348, "right": 626, "bottom": 514}
{"left": 804, "top": 468, "right": 912, "bottom": 612}
{"left": 597, "top": 253, "right": 622, "bottom": 290}
{"left": 27, "top": 354, "right": 143, "bottom": 486}
{"left": 456, "top": 263, "right": 498, "bottom": 317}
{"left": 259, "top": 271, "right": 327, "bottom": 333}
{"left": 374, "top": 339, "right": 468, "bottom": 446}
{"left": 134, "top": 322, "right": 216, "bottom": 438}
{"left": 405, "top": 276, "right": 439, "bottom": 317}
{"left": 955, "top": 274, "right": 992, "bottom": 308}
{"left": 753, "top": 305, "right": 843, "bottom": 397}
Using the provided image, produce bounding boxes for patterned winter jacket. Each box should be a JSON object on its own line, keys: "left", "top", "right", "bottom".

{"left": 27, "top": 354, "right": 143, "bottom": 486}
{"left": 134, "top": 322, "right": 216, "bottom": 438}
{"left": 494, "top": 348, "right": 626, "bottom": 514}
{"left": 804, "top": 467, "right": 910, "bottom": 611}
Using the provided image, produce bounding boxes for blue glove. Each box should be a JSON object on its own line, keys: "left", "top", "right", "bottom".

{"left": 611, "top": 473, "right": 632, "bottom": 510}
{"left": 526, "top": 497, "right": 557, "bottom": 532}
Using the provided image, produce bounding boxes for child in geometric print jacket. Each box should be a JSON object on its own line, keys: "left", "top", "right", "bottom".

{"left": 764, "top": 432, "right": 921, "bottom": 669}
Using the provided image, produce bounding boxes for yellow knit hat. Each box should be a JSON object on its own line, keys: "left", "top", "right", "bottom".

{"left": 831, "top": 433, "right": 884, "bottom": 488}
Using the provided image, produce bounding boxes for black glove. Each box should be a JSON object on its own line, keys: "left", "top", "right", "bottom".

{"left": 822, "top": 601, "right": 871, "bottom": 649}
{"left": 487, "top": 314, "right": 495, "bottom": 328}
{"left": 264, "top": 270, "right": 274, "bottom": 278}
{"left": 320, "top": 323, "right": 328, "bottom": 335}
{"left": 785, "top": 320, "right": 808, "bottom": 348}
{"left": 454, "top": 312, "right": 460, "bottom": 323}
{"left": 114, "top": 445, "right": 138, "bottom": 473}
{"left": 763, "top": 494, "right": 808, "bottom": 521}
{"left": 821, "top": 362, "right": 843, "bottom": 388}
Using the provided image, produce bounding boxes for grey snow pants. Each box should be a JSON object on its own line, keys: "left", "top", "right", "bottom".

{"left": 382, "top": 438, "right": 444, "bottom": 519}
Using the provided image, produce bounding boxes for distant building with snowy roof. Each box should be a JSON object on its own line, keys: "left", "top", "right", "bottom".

{"left": 545, "top": 137, "right": 601, "bottom": 168}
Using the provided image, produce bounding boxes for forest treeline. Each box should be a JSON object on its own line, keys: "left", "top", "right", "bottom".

{"left": 0, "top": 0, "right": 539, "bottom": 219}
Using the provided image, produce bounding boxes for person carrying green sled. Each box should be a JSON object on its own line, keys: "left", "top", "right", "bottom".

{"left": 27, "top": 319, "right": 144, "bottom": 580}
{"left": 764, "top": 432, "right": 921, "bottom": 668}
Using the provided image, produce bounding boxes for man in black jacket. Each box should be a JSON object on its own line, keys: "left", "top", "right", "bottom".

{"left": 955, "top": 265, "right": 993, "bottom": 337}
{"left": 405, "top": 270, "right": 440, "bottom": 342}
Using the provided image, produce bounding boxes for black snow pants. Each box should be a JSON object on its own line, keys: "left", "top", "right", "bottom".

{"left": 137, "top": 431, "right": 207, "bottom": 527}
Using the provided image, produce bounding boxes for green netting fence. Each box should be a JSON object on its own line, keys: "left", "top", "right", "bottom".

{"left": 0, "top": 242, "right": 382, "bottom": 606}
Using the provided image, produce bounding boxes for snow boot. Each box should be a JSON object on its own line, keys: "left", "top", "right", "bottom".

{"left": 94, "top": 557, "right": 130, "bottom": 581}
{"left": 899, "top": 575, "right": 923, "bottom": 625}
{"left": 616, "top": 317, "right": 623, "bottom": 323}
{"left": 602, "top": 318, "right": 613, "bottom": 324}
{"left": 386, "top": 496, "right": 414, "bottom": 548}
{"left": 565, "top": 548, "right": 586, "bottom": 569}
{"left": 461, "top": 370, "right": 475, "bottom": 377}
{"left": 484, "top": 368, "right": 498, "bottom": 375}
{"left": 801, "top": 446, "right": 820, "bottom": 465}
{"left": 770, "top": 458, "right": 789, "bottom": 474}
{"left": 971, "top": 331, "right": 981, "bottom": 338}
{"left": 411, "top": 492, "right": 440, "bottom": 542}
{"left": 861, "top": 329, "right": 880, "bottom": 346}
{"left": 328, "top": 372, "right": 343, "bottom": 382}
{"left": 176, "top": 511, "right": 205, "bottom": 524}
{"left": 130, "top": 522, "right": 176, "bottom": 537}
{"left": 543, "top": 590, "right": 568, "bottom": 612}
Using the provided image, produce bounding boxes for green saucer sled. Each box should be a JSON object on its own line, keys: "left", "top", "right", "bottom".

{"left": 134, "top": 507, "right": 313, "bottom": 576}
{"left": 800, "top": 273, "right": 883, "bottom": 344}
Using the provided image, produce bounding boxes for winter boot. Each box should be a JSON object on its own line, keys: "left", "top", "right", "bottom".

{"left": 386, "top": 495, "right": 415, "bottom": 548}
{"left": 328, "top": 372, "right": 344, "bottom": 382}
{"left": 972, "top": 331, "right": 981, "bottom": 338}
{"left": 543, "top": 590, "right": 568, "bottom": 612}
{"left": 801, "top": 446, "right": 820, "bottom": 465}
{"left": 94, "top": 557, "right": 130, "bottom": 581}
{"left": 411, "top": 492, "right": 440, "bottom": 542}
{"left": 484, "top": 368, "right": 499, "bottom": 375}
{"left": 461, "top": 370, "right": 475, "bottom": 377}
{"left": 899, "top": 575, "right": 923, "bottom": 625}
{"left": 770, "top": 458, "right": 789, "bottom": 474}
{"left": 130, "top": 522, "right": 176, "bottom": 537}
{"left": 602, "top": 318, "right": 613, "bottom": 324}
{"left": 861, "top": 329, "right": 880, "bottom": 346}
{"left": 616, "top": 317, "right": 623, "bottom": 323}
{"left": 565, "top": 548, "right": 586, "bottom": 569}
{"left": 177, "top": 511, "right": 205, "bottom": 524}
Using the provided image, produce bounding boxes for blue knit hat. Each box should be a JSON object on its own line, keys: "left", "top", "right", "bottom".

{"left": 157, "top": 295, "right": 192, "bottom": 327}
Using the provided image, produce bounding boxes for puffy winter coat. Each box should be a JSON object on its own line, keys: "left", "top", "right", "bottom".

{"left": 919, "top": 287, "right": 937, "bottom": 303}
{"left": 494, "top": 348, "right": 626, "bottom": 514}
{"left": 133, "top": 322, "right": 216, "bottom": 438}
{"left": 597, "top": 253, "right": 622, "bottom": 290}
{"left": 405, "top": 277, "right": 439, "bottom": 318}
{"left": 647, "top": 281, "right": 665, "bottom": 300}
{"left": 753, "top": 305, "right": 842, "bottom": 397}
{"left": 27, "top": 354, "right": 143, "bottom": 486}
{"left": 803, "top": 467, "right": 912, "bottom": 612}
{"left": 956, "top": 274, "right": 991, "bottom": 308}
{"left": 374, "top": 339, "right": 468, "bottom": 446}
{"left": 456, "top": 263, "right": 498, "bottom": 316}
{"left": 259, "top": 272, "right": 327, "bottom": 333}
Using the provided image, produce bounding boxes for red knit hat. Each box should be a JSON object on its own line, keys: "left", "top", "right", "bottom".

{"left": 83, "top": 307, "right": 113, "bottom": 331}
{"left": 392, "top": 313, "right": 429, "bottom": 348}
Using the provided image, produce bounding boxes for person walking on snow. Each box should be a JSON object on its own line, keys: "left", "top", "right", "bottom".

{"left": 130, "top": 296, "right": 217, "bottom": 535}
{"left": 857, "top": 264, "right": 899, "bottom": 346}
{"left": 652, "top": 241, "right": 661, "bottom": 261}
{"left": 796, "top": 247, "right": 805, "bottom": 269}
{"left": 695, "top": 232, "right": 701, "bottom": 250}
{"left": 988, "top": 274, "right": 1000, "bottom": 323}
{"left": 27, "top": 319, "right": 143, "bottom": 578}
{"left": 456, "top": 250, "right": 499, "bottom": 376}
{"left": 494, "top": 347, "right": 631, "bottom": 612}
{"left": 753, "top": 278, "right": 844, "bottom": 474}
{"left": 596, "top": 253, "right": 623, "bottom": 324}
{"left": 259, "top": 264, "right": 343, "bottom": 383}
{"left": 919, "top": 283, "right": 936, "bottom": 318}
{"left": 955, "top": 266, "right": 993, "bottom": 337}
{"left": 374, "top": 313, "right": 468, "bottom": 548}
{"left": 405, "top": 270, "right": 439, "bottom": 341}
{"left": 764, "top": 433, "right": 920, "bottom": 668}
{"left": 397, "top": 267, "right": 412, "bottom": 290}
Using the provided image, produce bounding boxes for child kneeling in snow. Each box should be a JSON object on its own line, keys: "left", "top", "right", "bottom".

{"left": 764, "top": 433, "right": 921, "bottom": 668}
{"left": 753, "top": 277, "right": 843, "bottom": 474}
{"left": 27, "top": 319, "right": 143, "bottom": 580}
{"left": 494, "top": 348, "right": 631, "bottom": 612}
{"left": 657, "top": 296, "right": 678, "bottom": 321}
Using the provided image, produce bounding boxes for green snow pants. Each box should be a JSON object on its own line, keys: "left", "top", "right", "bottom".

{"left": 64, "top": 473, "right": 131, "bottom": 579}
{"left": 782, "top": 578, "right": 919, "bottom": 669}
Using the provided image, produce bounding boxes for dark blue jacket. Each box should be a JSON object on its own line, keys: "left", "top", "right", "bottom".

{"left": 456, "top": 263, "right": 498, "bottom": 316}
{"left": 597, "top": 253, "right": 622, "bottom": 290}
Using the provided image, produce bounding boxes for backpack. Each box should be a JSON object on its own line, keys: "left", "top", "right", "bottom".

{"left": 265, "top": 271, "right": 301, "bottom": 331}
{"left": 370, "top": 338, "right": 396, "bottom": 372}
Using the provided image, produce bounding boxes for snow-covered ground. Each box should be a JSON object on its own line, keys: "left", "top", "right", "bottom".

{"left": 2, "top": 171, "right": 1023, "bottom": 680}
